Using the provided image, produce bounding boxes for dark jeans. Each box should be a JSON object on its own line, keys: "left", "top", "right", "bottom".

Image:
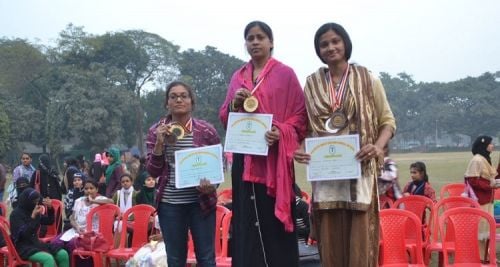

{"left": 158, "top": 202, "right": 215, "bottom": 267}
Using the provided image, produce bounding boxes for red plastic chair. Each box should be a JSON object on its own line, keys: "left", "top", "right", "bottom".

{"left": 379, "top": 209, "right": 425, "bottom": 266}
{"left": 39, "top": 199, "right": 63, "bottom": 243}
{"left": 439, "top": 183, "right": 466, "bottom": 199}
{"left": 0, "top": 202, "right": 7, "bottom": 218}
{"left": 301, "top": 191, "right": 311, "bottom": 205}
{"left": 392, "top": 195, "right": 434, "bottom": 263}
{"left": 217, "top": 211, "right": 232, "bottom": 267}
{"left": 105, "top": 204, "right": 156, "bottom": 266}
{"left": 71, "top": 204, "right": 120, "bottom": 267}
{"left": 186, "top": 205, "right": 231, "bottom": 265}
{"left": 440, "top": 207, "right": 497, "bottom": 266}
{"left": 494, "top": 188, "right": 500, "bottom": 200}
{"left": 0, "top": 217, "right": 40, "bottom": 266}
{"left": 379, "top": 195, "right": 394, "bottom": 209}
{"left": 217, "top": 189, "right": 233, "bottom": 205}
{"left": 425, "top": 196, "right": 480, "bottom": 266}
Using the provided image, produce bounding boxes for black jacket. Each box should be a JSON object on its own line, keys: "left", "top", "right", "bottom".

{"left": 9, "top": 188, "right": 59, "bottom": 260}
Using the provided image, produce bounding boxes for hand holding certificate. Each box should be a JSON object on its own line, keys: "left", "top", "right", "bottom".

{"left": 304, "top": 134, "right": 362, "bottom": 181}
{"left": 224, "top": 112, "right": 273, "bottom": 156}
{"left": 174, "top": 144, "right": 224, "bottom": 188}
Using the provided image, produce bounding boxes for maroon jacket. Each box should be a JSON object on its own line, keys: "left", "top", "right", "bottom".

{"left": 146, "top": 117, "right": 221, "bottom": 209}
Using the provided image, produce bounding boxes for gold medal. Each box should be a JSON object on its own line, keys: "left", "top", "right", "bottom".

{"left": 325, "top": 111, "right": 347, "bottom": 133}
{"left": 166, "top": 122, "right": 185, "bottom": 144}
{"left": 243, "top": 95, "right": 259, "bottom": 113}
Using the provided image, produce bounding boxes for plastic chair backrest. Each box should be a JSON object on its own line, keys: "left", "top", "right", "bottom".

{"left": 0, "top": 202, "right": 7, "bottom": 218}
{"left": 301, "top": 191, "right": 311, "bottom": 205}
{"left": 86, "top": 204, "right": 120, "bottom": 246}
{"left": 440, "top": 183, "right": 466, "bottom": 199}
{"left": 380, "top": 209, "right": 424, "bottom": 264}
{"left": 187, "top": 205, "right": 230, "bottom": 261}
{"left": 494, "top": 188, "right": 500, "bottom": 200}
{"left": 0, "top": 216, "right": 31, "bottom": 266}
{"left": 379, "top": 195, "right": 394, "bottom": 209}
{"left": 220, "top": 211, "right": 232, "bottom": 258}
{"left": 430, "top": 196, "right": 480, "bottom": 243}
{"left": 393, "top": 195, "right": 434, "bottom": 242}
{"left": 440, "top": 207, "right": 497, "bottom": 265}
{"left": 117, "top": 204, "right": 156, "bottom": 249}
{"left": 44, "top": 199, "right": 63, "bottom": 237}
{"left": 215, "top": 205, "right": 230, "bottom": 256}
{"left": 217, "top": 189, "right": 232, "bottom": 201}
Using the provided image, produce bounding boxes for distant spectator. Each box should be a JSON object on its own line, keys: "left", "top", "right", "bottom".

{"left": 378, "top": 146, "right": 402, "bottom": 201}
{"left": 464, "top": 135, "right": 498, "bottom": 260}
{"left": 136, "top": 174, "right": 156, "bottom": 207}
{"left": 12, "top": 152, "right": 36, "bottom": 183}
{"left": 104, "top": 148, "right": 125, "bottom": 198}
{"left": 133, "top": 156, "right": 148, "bottom": 191}
{"left": 128, "top": 154, "right": 141, "bottom": 181}
{"left": 10, "top": 177, "right": 31, "bottom": 208}
{"left": 293, "top": 184, "right": 310, "bottom": 244}
{"left": 89, "top": 153, "right": 104, "bottom": 180}
{"left": 63, "top": 158, "right": 79, "bottom": 192}
{"left": 403, "top": 161, "right": 437, "bottom": 202}
{"left": 30, "top": 154, "right": 64, "bottom": 200}
{"left": 63, "top": 173, "right": 85, "bottom": 220}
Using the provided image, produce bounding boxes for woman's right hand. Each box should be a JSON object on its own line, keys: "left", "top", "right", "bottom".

{"left": 232, "top": 88, "right": 251, "bottom": 109}
{"left": 294, "top": 145, "right": 311, "bottom": 164}
{"left": 31, "top": 204, "right": 44, "bottom": 218}
{"left": 155, "top": 123, "right": 172, "bottom": 145}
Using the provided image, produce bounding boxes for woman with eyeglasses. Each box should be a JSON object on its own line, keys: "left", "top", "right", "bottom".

{"left": 146, "top": 81, "right": 221, "bottom": 267}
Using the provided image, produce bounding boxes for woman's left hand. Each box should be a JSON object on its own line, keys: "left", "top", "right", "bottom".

{"left": 356, "top": 144, "right": 383, "bottom": 162}
{"left": 197, "top": 178, "right": 216, "bottom": 194}
{"left": 265, "top": 126, "right": 280, "bottom": 146}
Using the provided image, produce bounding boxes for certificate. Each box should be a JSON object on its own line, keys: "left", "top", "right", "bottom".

{"left": 174, "top": 144, "right": 224, "bottom": 188}
{"left": 305, "top": 134, "right": 361, "bottom": 181}
{"left": 224, "top": 112, "right": 273, "bottom": 156}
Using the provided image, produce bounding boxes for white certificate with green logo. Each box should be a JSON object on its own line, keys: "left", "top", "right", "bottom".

{"left": 224, "top": 112, "right": 273, "bottom": 156}
{"left": 305, "top": 134, "right": 361, "bottom": 181}
{"left": 174, "top": 144, "right": 224, "bottom": 188}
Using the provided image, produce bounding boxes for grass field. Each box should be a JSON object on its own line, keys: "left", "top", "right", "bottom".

{"left": 219, "top": 151, "right": 475, "bottom": 196}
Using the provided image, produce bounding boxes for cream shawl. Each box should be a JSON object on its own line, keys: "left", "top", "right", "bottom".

{"left": 304, "top": 64, "right": 395, "bottom": 211}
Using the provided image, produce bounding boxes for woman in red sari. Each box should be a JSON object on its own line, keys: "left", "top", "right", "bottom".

{"left": 219, "top": 21, "right": 307, "bottom": 267}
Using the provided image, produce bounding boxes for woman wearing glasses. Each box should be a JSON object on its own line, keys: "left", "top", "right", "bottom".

{"left": 146, "top": 81, "right": 221, "bottom": 267}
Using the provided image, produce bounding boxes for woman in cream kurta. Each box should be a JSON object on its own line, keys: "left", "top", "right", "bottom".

{"left": 294, "top": 22, "right": 396, "bottom": 267}
{"left": 464, "top": 136, "right": 498, "bottom": 252}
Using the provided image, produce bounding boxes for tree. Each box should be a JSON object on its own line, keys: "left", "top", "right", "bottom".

{"left": 0, "top": 101, "right": 10, "bottom": 156}
{"left": 178, "top": 46, "right": 244, "bottom": 136}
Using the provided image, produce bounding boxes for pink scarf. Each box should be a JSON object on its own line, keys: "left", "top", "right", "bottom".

{"left": 220, "top": 58, "right": 307, "bottom": 231}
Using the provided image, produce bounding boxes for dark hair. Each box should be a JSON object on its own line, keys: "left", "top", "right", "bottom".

{"left": 164, "top": 81, "right": 196, "bottom": 111}
{"left": 314, "top": 22, "right": 352, "bottom": 64}
{"left": 20, "top": 152, "right": 32, "bottom": 159}
{"left": 84, "top": 178, "right": 99, "bottom": 189}
{"left": 120, "top": 173, "right": 133, "bottom": 182}
{"left": 66, "top": 157, "right": 78, "bottom": 166}
{"left": 471, "top": 135, "right": 493, "bottom": 164}
{"left": 410, "top": 161, "right": 429, "bottom": 182}
{"left": 244, "top": 21, "right": 274, "bottom": 52}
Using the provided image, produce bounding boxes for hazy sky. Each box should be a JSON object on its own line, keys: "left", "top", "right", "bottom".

{"left": 1, "top": 0, "right": 499, "bottom": 86}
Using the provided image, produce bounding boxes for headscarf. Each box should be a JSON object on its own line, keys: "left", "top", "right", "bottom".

{"left": 15, "top": 177, "right": 30, "bottom": 195}
{"left": 17, "top": 188, "right": 41, "bottom": 214}
{"left": 105, "top": 147, "right": 122, "bottom": 184}
{"left": 38, "top": 154, "right": 52, "bottom": 173}
{"left": 472, "top": 135, "right": 493, "bottom": 165}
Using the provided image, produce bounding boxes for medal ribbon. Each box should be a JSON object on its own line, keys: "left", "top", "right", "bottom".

{"left": 328, "top": 65, "right": 350, "bottom": 111}
{"left": 160, "top": 117, "right": 193, "bottom": 133}
{"left": 249, "top": 58, "right": 275, "bottom": 95}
